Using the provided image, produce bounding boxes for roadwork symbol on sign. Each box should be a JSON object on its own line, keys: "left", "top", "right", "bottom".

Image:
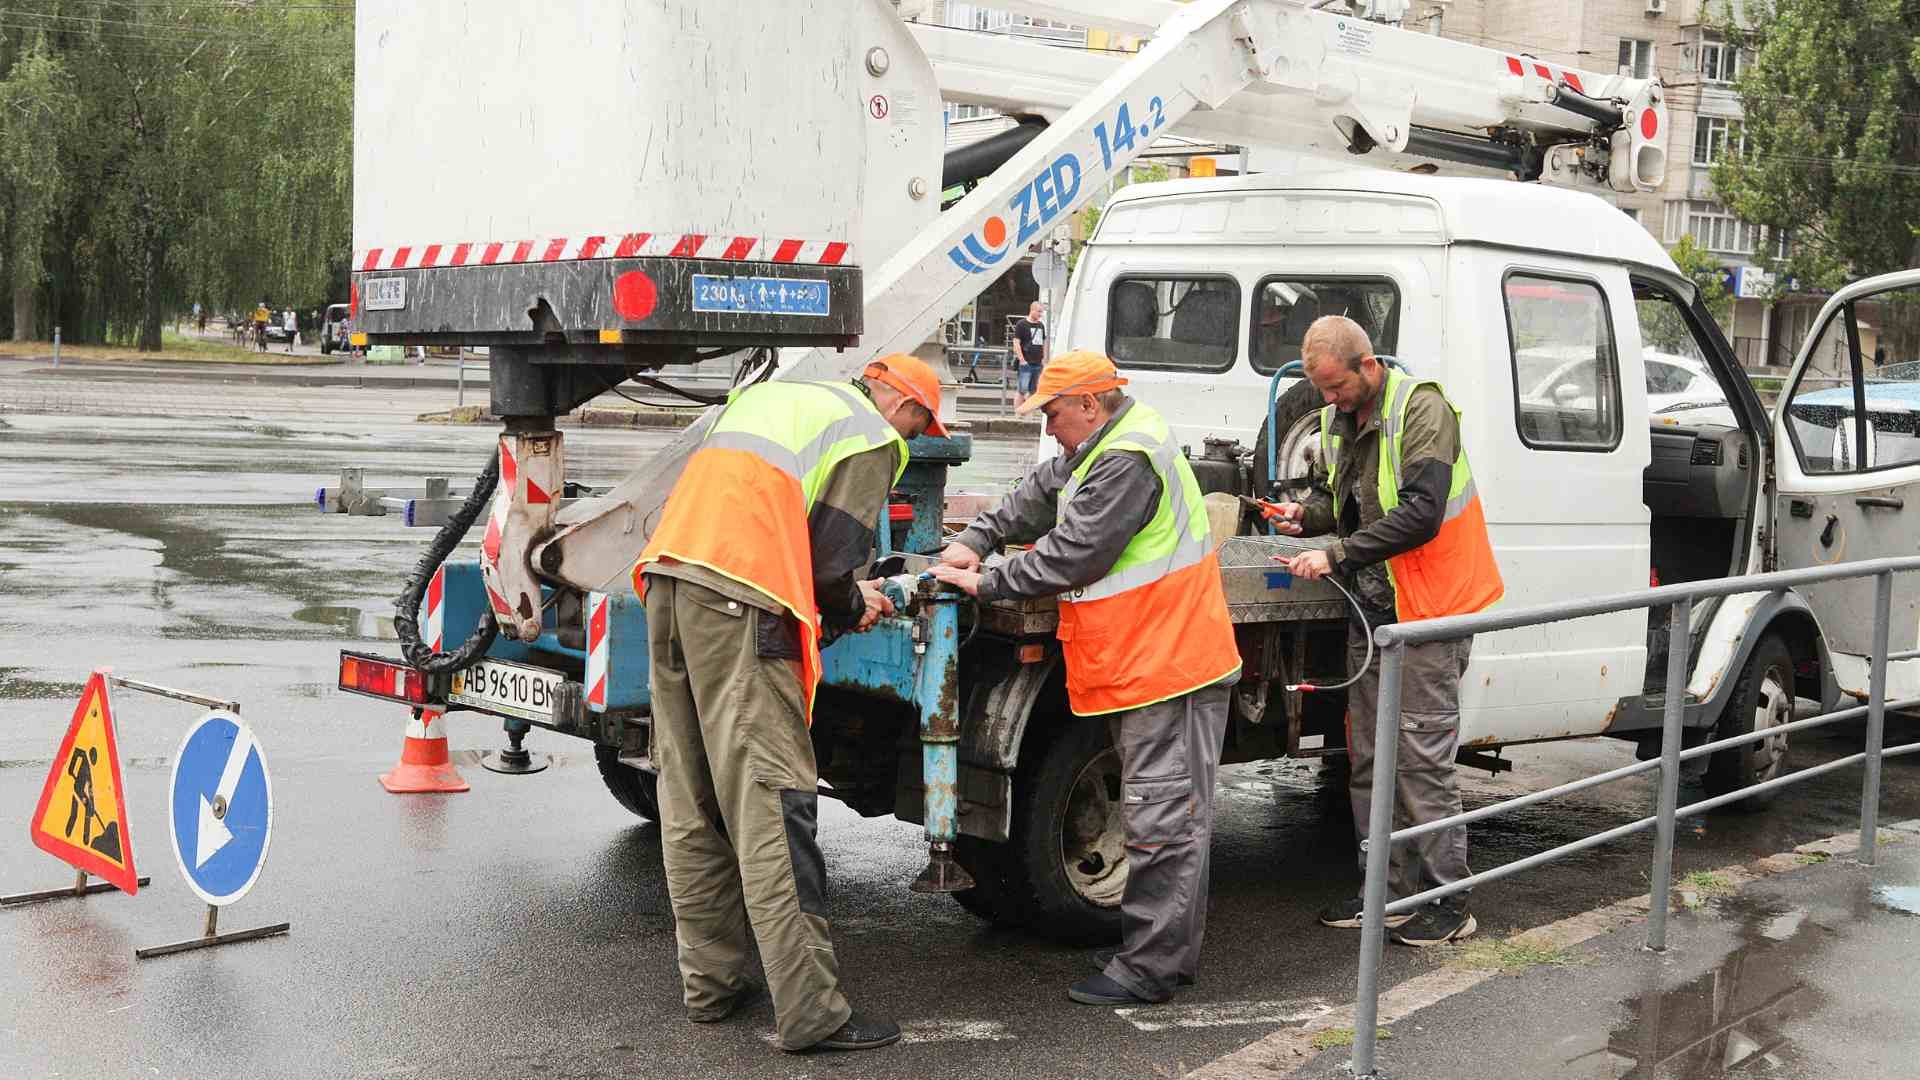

{"left": 30, "top": 672, "right": 140, "bottom": 894}
{"left": 167, "top": 711, "right": 272, "bottom": 907}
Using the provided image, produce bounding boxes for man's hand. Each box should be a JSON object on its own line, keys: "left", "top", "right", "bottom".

{"left": 938, "top": 542, "right": 982, "bottom": 571}
{"left": 928, "top": 564, "right": 983, "bottom": 597}
{"left": 1260, "top": 500, "right": 1306, "bottom": 536}
{"left": 1287, "top": 549, "right": 1334, "bottom": 581}
{"left": 854, "top": 579, "right": 896, "bottom": 632}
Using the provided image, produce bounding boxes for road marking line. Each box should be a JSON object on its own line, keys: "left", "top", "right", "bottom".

{"left": 761, "top": 1019, "right": 1016, "bottom": 1047}
{"left": 900, "top": 1019, "right": 1017, "bottom": 1043}
{"left": 1117, "top": 999, "right": 1332, "bottom": 1032}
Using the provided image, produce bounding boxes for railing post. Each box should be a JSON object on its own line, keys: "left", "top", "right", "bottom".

{"left": 1861, "top": 571, "right": 1892, "bottom": 865}
{"left": 1646, "top": 596, "right": 1692, "bottom": 952}
{"left": 457, "top": 360, "right": 466, "bottom": 408}
{"left": 1351, "top": 638, "right": 1404, "bottom": 1079}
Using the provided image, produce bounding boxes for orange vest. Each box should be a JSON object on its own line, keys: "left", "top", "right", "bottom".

{"left": 1321, "top": 367, "right": 1503, "bottom": 621}
{"left": 633, "top": 381, "right": 906, "bottom": 721}
{"left": 1055, "top": 403, "right": 1242, "bottom": 715}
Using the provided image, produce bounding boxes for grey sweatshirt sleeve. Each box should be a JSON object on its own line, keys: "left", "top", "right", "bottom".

{"left": 809, "top": 443, "right": 902, "bottom": 633}
{"left": 974, "top": 450, "right": 1162, "bottom": 603}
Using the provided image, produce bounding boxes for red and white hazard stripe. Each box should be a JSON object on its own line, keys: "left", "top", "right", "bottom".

{"left": 424, "top": 565, "right": 446, "bottom": 653}
{"left": 355, "top": 233, "right": 852, "bottom": 273}
{"left": 585, "top": 592, "right": 610, "bottom": 712}
{"left": 1503, "top": 54, "right": 1586, "bottom": 94}
{"left": 479, "top": 437, "right": 516, "bottom": 618}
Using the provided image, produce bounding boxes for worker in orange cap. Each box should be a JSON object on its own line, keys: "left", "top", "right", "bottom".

{"left": 930, "top": 350, "right": 1240, "bottom": 1008}
{"left": 634, "top": 353, "right": 942, "bottom": 1053}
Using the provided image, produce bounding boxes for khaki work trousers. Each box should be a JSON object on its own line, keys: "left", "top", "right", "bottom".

{"left": 643, "top": 575, "right": 851, "bottom": 1050}
{"left": 1102, "top": 677, "right": 1235, "bottom": 1002}
{"left": 1344, "top": 621, "right": 1473, "bottom": 904}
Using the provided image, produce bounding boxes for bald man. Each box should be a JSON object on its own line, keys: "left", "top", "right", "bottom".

{"left": 1262, "top": 316, "right": 1502, "bottom": 949}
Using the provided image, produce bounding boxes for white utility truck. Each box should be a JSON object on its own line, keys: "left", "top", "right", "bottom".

{"left": 336, "top": 0, "right": 1918, "bottom": 942}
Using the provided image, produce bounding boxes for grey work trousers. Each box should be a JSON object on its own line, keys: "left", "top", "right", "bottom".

{"left": 1345, "top": 621, "right": 1473, "bottom": 905}
{"left": 643, "top": 575, "right": 852, "bottom": 1050}
{"left": 1101, "top": 677, "right": 1235, "bottom": 1002}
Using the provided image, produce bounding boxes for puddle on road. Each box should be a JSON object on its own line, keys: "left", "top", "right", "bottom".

{"left": 1572, "top": 899, "right": 1826, "bottom": 1078}
{"left": 0, "top": 666, "right": 87, "bottom": 700}
{"left": 1870, "top": 884, "right": 1920, "bottom": 915}
{"left": 292, "top": 604, "right": 397, "bottom": 640}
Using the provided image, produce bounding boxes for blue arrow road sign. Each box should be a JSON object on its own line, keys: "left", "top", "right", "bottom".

{"left": 167, "top": 710, "right": 273, "bottom": 906}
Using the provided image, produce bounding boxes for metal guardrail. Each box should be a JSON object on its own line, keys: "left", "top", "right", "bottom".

{"left": 947, "top": 345, "right": 1015, "bottom": 412}
{"left": 1349, "top": 555, "right": 1920, "bottom": 1078}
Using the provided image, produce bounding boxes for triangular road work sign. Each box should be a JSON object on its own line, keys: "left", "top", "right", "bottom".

{"left": 29, "top": 672, "right": 139, "bottom": 894}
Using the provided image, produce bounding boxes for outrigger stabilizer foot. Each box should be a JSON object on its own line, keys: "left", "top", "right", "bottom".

{"left": 909, "top": 841, "right": 975, "bottom": 894}
{"left": 481, "top": 722, "right": 549, "bottom": 775}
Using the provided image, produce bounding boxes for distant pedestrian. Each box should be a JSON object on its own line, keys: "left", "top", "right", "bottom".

{"left": 1874, "top": 344, "right": 1887, "bottom": 370}
{"left": 1012, "top": 301, "right": 1046, "bottom": 408}
{"left": 283, "top": 309, "right": 298, "bottom": 352}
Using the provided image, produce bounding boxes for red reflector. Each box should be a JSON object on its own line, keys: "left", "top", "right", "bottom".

{"left": 888, "top": 502, "right": 915, "bottom": 522}
{"left": 612, "top": 270, "right": 658, "bottom": 321}
{"left": 339, "top": 653, "right": 429, "bottom": 705}
{"left": 1640, "top": 109, "right": 1658, "bottom": 140}
{"left": 1017, "top": 644, "right": 1046, "bottom": 664}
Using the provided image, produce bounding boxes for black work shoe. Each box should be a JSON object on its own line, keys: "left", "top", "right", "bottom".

{"left": 1090, "top": 948, "right": 1194, "bottom": 986}
{"left": 803, "top": 1010, "right": 901, "bottom": 1052}
{"left": 688, "top": 982, "right": 764, "bottom": 1023}
{"left": 1391, "top": 903, "right": 1477, "bottom": 947}
{"left": 1318, "top": 896, "right": 1413, "bottom": 929}
{"left": 1068, "top": 972, "right": 1163, "bottom": 1006}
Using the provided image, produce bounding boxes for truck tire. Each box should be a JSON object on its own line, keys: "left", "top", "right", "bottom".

{"left": 1252, "top": 377, "right": 1324, "bottom": 499}
{"left": 595, "top": 745, "right": 661, "bottom": 821}
{"left": 950, "top": 716, "right": 1126, "bottom": 944}
{"left": 1703, "top": 633, "right": 1794, "bottom": 810}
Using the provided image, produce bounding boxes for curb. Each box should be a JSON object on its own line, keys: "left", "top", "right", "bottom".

{"left": 1187, "top": 818, "right": 1920, "bottom": 1079}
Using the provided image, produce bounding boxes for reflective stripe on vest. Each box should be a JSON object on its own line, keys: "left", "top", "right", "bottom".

{"left": 1054, "top": 402, "right": 1241, "bottom": 715}
{"left": 634, "top": 381, "right": 907, "bottom": 722}
{"left": 1318, "top": 366, "right": 1504, "bottom": 621}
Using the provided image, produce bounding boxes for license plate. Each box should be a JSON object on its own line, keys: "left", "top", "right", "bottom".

{"left": 363, "top": 275, "right": 407, "bottom": 311}
{"left": 450, "top": 659, "right": 564, "bottom": 723}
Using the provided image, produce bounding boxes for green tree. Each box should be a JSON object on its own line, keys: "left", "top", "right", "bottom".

{"left": 1712, "top": 0, "right": 1920, "bottom": 292}
{"left": 0, "top": 2, "right": 351, "bottom": 349}
{"left": 0, "top": 38, "right": 76, "bottom": 341}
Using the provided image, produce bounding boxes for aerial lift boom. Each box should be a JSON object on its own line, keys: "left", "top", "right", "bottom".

{"left": 521, "top": 0, "right": 1669, "bottom": 598}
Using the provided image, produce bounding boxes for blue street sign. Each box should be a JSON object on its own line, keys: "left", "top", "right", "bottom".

{"left": 690, "top": 275, "right": 831, "bottom": 317}
{"left": 167, "top": 711, "right": 273, "bottom": 907}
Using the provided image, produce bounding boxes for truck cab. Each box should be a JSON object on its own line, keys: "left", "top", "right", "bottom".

{"left": 1065, "top": 169, "right": 1775, "bottom": 747}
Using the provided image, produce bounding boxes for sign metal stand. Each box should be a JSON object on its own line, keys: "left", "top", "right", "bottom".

{"left": 121, "top": 683, "right": 291, "bottom": 960}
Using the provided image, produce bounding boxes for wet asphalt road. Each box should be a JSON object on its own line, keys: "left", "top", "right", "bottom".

{"left": 3, "top": 364, "right": 1920, "bottom": 1080}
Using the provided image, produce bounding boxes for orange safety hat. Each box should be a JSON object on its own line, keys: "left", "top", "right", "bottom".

{"left": 1015, "top": 350, "right": 1129, "bottom": 415}
{"left": 864, "top": 354, "right": 949, "bottom": 437}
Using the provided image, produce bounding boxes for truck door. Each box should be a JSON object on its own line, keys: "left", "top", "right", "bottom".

{"left": 1771, "top": 271, "right": 1920, "bottom": 695}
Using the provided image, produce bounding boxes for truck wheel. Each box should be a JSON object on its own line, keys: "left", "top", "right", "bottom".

{"left": 1703, "top": 634, "right": 1794, "bottom": 810}
{"left": 1252, "top": 377, "right": 1324, "bottom": 499}
{"left": 954, "top": 717, "right": 1125, "bottom": 944}
{"left": 594, "top": 745, "right": 661, "bottom": 821}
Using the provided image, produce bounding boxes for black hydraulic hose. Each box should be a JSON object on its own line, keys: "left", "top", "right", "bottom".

{"left": 394, "top": 446, "right": 501, "bottom": 674}
{"left": 942, "top": 115, "right": 1049, "bottom": 189}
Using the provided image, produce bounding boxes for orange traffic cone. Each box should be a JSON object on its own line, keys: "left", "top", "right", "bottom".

{"left": 380, "top": 707, "right": 469, "bottom": 793}
{"left": 379, "top": 565, "right": 468, "bottom": 793}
